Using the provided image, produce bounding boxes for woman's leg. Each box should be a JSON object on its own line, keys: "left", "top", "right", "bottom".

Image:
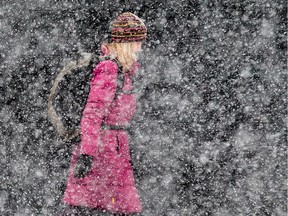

{"left": 62, "top": 205, "right": 141, "bottom": 216}
{"left": 61, "top": 205, "right": 95, "bottom": 216}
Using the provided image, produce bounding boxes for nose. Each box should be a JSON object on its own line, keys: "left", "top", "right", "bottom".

{"left": 136, "top": 42, "right": 142, "bottom": 52}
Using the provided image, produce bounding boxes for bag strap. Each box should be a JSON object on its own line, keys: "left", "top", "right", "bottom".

{"left": 47, "top": 54, "right": 124, "bottom": 142}
{"left": 48, "top": 53, "right": 94, "bottom": 142}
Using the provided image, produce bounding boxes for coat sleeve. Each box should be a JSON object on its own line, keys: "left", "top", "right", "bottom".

{"left": 79, "top": 60, "right": 118, "bottom": 156}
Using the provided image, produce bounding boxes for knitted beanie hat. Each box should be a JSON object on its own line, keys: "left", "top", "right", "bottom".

{"left": 111, "top": 12, "right": 147, "bottom": 43}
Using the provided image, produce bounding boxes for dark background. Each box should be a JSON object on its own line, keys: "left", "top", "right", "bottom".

{"left": 0, "top": 0, "right": 287, "bottom": 215}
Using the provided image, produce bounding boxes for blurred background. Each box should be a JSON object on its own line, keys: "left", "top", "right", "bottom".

{"left": 0, "top": 0, "right": 287, "bottom": 215}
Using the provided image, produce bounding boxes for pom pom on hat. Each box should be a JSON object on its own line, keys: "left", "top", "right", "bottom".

{"left": 111, "top": 12, "right": 147, "bottom": 43}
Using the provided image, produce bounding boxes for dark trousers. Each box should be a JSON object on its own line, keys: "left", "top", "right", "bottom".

{"left": 61, "top": 205, "right": 137, "bottom": 216}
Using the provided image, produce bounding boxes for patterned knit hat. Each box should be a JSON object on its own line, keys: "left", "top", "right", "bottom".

{"left": 111, "top": 12, "right": 147, "bottom": 43}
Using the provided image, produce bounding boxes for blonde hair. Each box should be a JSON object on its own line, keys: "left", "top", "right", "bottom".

{"left": 106, "top": 42, "right": 140, "bottom": 72}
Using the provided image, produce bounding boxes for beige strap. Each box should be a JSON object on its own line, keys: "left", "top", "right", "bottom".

{"left": 47, "top": 53, "right": 93, "bottom": 141}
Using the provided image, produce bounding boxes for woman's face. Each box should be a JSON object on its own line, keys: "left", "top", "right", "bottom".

{"left": 134, "top": 42, "right": 142, "bottom": 52}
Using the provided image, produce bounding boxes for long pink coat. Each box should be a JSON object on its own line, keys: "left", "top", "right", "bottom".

{"left": 63, "top": 59, "right": 142, "bottom": 214}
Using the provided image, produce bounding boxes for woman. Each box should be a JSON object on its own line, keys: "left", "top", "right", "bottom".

{"left": 62, "top": 12, "right": 147, "bottom": 215}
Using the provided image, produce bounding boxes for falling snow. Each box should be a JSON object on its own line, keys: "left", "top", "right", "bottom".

{"left": 0, "top": 0, "right": 287, "bottom": 215}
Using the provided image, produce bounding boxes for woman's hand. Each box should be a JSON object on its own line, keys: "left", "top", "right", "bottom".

{"left": 74, "top": 154, "right": 94, "bottom": 178}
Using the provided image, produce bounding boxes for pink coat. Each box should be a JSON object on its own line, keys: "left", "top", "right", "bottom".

{"left": 63, "top": 59, "right": 142, "bottom": 214}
